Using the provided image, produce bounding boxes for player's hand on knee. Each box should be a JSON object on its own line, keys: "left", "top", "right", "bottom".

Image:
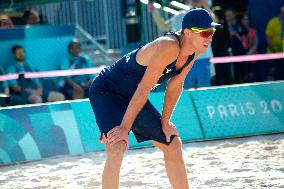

{"left": 162, "top": 122, "right": 179, "bottom": 143}
{"left": 106, "top": 126, "right": 129, "bottom": 148}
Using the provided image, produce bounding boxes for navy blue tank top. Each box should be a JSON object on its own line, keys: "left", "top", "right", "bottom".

{"left": 92, "top": 32, "right": 195, "bottom": 99}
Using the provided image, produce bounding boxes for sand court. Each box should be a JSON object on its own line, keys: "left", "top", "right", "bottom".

{"left": 0, "top": 133, "right": 283, "bottom": 189}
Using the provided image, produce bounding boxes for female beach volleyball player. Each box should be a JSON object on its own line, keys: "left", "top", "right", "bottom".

{"left": 89, "top": 8, "right": 219, "bottom": 189}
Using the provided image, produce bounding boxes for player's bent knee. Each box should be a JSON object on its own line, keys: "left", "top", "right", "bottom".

{"left": 154, "top": 136, "right": 182, "bottom": 155}
{"left": 166, "top": 137, "right": 183, "bottom": 154}
{"left": 166, "top": 136, "right": 182, "bottom": 149}
{"left": 106, "top": 141, "right": 127, "bottom": 159}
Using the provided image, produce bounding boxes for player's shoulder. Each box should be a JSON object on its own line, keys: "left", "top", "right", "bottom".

{"left": 154, "top": 34, "right": 180, "bottom": 55}
{"left": 159, "top": 34, "right": 180, "bottom": 45}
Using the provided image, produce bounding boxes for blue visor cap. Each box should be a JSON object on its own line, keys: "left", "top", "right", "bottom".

{"left": 182, "top": 8, "right": 220, "bottom": 29}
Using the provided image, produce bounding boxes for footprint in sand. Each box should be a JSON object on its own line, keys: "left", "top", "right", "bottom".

{"left": 278, "top": 167, "right": 284, "bottom": 173}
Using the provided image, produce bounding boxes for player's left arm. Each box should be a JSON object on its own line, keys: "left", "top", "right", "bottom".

{"left": 161, "top": 58, "right": 196, "bottom": 131}
{"left": 161, "top": 60, "right": 196, "bottom": 142}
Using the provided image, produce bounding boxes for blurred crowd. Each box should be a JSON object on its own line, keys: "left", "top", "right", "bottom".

{"left": 148, "top": 0, "right": 284, "bottom": 87}
{"left": 0, "top": 0, "right": 284, "bottom": 107}
{"left": 0, "top": 9, "right": 93, "bottom": 106}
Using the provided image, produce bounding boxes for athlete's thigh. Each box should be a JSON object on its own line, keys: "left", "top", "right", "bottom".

{"left": 89, "top": 91, "right": 127, "bottom": 136}
{"left": 132, "top": 100, "right": 175, "bottom": 145}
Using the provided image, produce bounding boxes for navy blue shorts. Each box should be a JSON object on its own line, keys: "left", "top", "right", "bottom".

{"left": 89, "top": 89, "right": 175, "bottom": 145}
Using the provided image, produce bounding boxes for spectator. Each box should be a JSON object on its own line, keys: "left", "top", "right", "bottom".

{"left": 0, "top": 67, "right": 9, "bottom": 95}
{"left": 7, "top": 45, "right": 64, "bottom": 105}
{"left": 241, "top": 14, "right": 258, "bottom": 82}
{"left": 0, "top": 15, "right": 14, "bottom": 29}
{"left": 7, "top": 45, "right": 42, "bottom": 105}
{"left": 0, "top": 67, "right": 10, "bottom": 106}
{"left": 23, "top": 9, "right": 40, "bottom": 25}
{"left": 265, "top": 5, "right": 284, "bottom": 80}
{"left": 225, "top": 8, "right": 248, "bottom": 83}
{"left": 242, "top": 14, "right": 258, "bottom": 55}
{"left": 211, "top": 7, "right": 233, "bottom": 85}
{"left": 150, "top": 0, "right": 214, "bottom": 31}
{"left": 149, "top": 0, "right": 215, "bottom": 89}
{"left": 283, "top": 22, "right": 284, "bottom": 52}
{"left": 59, "top": 39, "right": 94, "bottom": 100}
{"left": 266, "top": 5, "right": 284, "bottom": 53}
{"left": 282, "top": 6, "right": 284, "bottom": 53}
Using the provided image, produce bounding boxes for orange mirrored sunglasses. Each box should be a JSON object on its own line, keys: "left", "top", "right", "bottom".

{"left": 190, "top": 27, "right": 216, "bottom": 38}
